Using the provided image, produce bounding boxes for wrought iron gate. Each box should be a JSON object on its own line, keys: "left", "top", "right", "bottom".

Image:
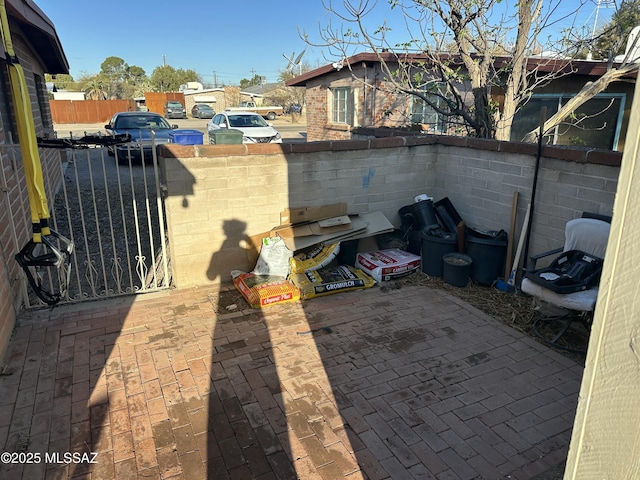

{"left": 26, "top": 143, "right": 171, "bottom": 307}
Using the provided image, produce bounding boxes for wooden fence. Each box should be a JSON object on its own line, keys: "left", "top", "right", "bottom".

{"left": 49, "top": 92, "right": 186, "bottom": 124}
{"left": 144, "top": 92, "right": 185, "bottom": 115}
{"left": 50, "top": 100, "right": 135, "bottom": 124}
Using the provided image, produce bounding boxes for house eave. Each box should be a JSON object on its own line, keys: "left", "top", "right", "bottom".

{"left": 3, "top": 0, "right": 69, "bottom": 74}
{"left": 286, "top": 52, "right": 637, "bottom": 87}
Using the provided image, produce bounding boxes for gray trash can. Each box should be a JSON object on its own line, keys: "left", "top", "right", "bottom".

{"left": 210, "top": 129, "right": 243, "bottom": 144}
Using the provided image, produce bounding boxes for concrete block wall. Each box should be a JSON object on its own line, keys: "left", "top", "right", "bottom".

{"left": 431, "top": 137, "right": 620, "bottom": 257}
{"left": 160, "top": 137, "right": 436, "bottom": 287}
{"left": 160, "top": 136, "right": 621, "bottom": 289}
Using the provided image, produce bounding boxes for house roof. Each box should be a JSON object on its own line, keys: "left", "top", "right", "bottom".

{"left": 242, "top": 82, "right": 285, "bottom": 96}
{"left": 3, "top": 0, "right": 68, "bottom": 73}
{"left": 182, "top": 88, "right": 225, "bottom": 97}
{"left": 286, "top": 51, "right": 637, "bottom": 87}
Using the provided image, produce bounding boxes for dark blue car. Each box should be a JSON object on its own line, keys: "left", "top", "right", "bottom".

{"left": 105, "top": 112, "right": 177, "bottom": 163}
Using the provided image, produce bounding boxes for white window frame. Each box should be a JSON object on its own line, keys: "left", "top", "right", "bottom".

{"left": 331, "top": 87, "right": 350, "bottom": 124}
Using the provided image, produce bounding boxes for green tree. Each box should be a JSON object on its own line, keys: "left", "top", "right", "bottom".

{"left": 100, "top": 56, "right": 128, "bottom": 82}
{"left": 150, "top": 65, "right": 200, "bottom": 92}
{"left": 80, "top": 75, "right": 108, "bottom": 100}
{"left": 239, "top": 74, "right": 262, "bottom": 89}
{"left": 128, "top": 65, "right": 147, "bottom": 84}
{"left": 93, "top": 56, "right": 149, "bottom": 98}
{"left": 593, "top": 0, "right": 640, "bottom": 59}
{"left": 45, "top": 73, "right": 77, "bottom": 91}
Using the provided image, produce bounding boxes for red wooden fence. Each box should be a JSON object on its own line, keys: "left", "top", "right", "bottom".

{"left": 49, "top": 93, "right": 186, "bottom": 124}
{"left": 50, "top": 100, "right": 136, "bottom": 124}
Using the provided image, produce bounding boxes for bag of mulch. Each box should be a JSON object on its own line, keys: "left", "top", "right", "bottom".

{"left": 290, "top": 264, "right": 375, "bottom": 300}
{"left": 231, "top": 271, "right": 300, "bottom": 308}
{"left": 289, "top": 242, "right": 340, "bottom": 274}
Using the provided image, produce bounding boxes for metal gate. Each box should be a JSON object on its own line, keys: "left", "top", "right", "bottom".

{"left": 25, "top": 143, "right": 171, "bottom": 307}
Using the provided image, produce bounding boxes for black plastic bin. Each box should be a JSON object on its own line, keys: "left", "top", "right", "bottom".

{"left": 398, "top": 205, "right": 422, "bottom": 256}
{"left": 434, "top": 197, "right": 463, "bottom": 234}
{"left": 337, "top": 239, "right": 359, "bottom": 266}
{"left": 421, "top": 229, "right": 457, "bottom": 277}
{"left": 465, "top": 229, "right": 508, "bottom": 285}
{"left": 412, "top": 199, "right": 438, "bottom": 230}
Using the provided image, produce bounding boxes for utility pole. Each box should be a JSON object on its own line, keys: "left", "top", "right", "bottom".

{"left": 213, "top": 71, "right": 218, "bottom": 88}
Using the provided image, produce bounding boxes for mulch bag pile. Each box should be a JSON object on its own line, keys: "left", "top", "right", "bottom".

{"left": 232, "top": 239, "right": 375, "bottom": 308}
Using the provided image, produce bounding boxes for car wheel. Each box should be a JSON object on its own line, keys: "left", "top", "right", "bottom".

{"left": 267, "top": 112, "right": 276, "bottom": 121}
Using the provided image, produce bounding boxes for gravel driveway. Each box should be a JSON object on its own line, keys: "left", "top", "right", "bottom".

{"left": 46, "top": 145, "right": 169, "bottom": 304}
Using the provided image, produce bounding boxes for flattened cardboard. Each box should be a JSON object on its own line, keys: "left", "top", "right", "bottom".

{"left": 278, "top": 211, "right": 394, "bottom": 251}
{"left": 317, "top": 216, "right": 351, "bottom": 228}
{"left": 280, "top": 203, "right": 347, "bottom": 226}
{"left": 275, "top": 218, "right": 353, "bottom": 239}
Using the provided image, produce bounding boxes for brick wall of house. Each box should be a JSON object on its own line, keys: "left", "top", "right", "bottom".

{"left": 303, "top": 65, "right": 418, "bottom": 142}
{"left": 0, "top": 23, "right": 65, "bottom": 358}
{"left": 159, "top": 137, "right": 620, "bottom": 289}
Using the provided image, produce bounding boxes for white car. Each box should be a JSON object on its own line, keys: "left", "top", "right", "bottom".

{"left": 207, "top": 111, "right": 282, "bottom": 144}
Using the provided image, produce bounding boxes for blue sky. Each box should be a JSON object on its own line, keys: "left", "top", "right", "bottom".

{"left": 36, "top": 0, "right": 613, "bottom": 86}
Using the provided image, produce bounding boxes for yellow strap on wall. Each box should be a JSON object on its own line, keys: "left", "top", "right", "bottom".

{"left": 0, "top": 0, "right": 51, "bottom": 242}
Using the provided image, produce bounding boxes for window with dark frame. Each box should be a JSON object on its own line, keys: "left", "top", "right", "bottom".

{"left": 510, "top": 93, "right": 626, "bottom": 150}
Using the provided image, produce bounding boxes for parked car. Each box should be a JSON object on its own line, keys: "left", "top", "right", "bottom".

{"left": 191, "top": 104, "right": 215, "bottom": 119}
{"left": 104, "top": 112, "right": 178, "bottom": 163}
{"left": 207, "top": 111, "right": 282, "bottom": 144}
{"left": 164, "top": 101, "right": 187, "bottom": 119}
{"left": 225, "top": 101, "right": 283, "bottom": 120}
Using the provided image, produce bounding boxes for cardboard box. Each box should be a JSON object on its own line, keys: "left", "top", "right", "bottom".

{"left": 355, "top": 249, "right": 421, "bottom": 282}
{"left": 274, "top": 215, "right": 353, "bottom": 238}
{"left": 280, "top": 203, "right": 347, "bottom": 225}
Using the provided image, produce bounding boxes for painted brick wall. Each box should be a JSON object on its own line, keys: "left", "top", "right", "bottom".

{"left": 159, "top": 137, "right": 620, "bottom": 288}
{"left": 0, "top": 28, "right": 65, "bottom": 358}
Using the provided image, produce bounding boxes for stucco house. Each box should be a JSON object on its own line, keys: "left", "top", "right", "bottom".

{"left": 0, "top": 0, "right": 68, "bottom": 356}
{"left": 287, "top": 52, "right": 636, "bottom": 151}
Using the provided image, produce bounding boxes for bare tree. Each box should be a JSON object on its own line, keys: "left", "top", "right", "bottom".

{"left": 304, "top": 0, "right": 591, "bottom": 140}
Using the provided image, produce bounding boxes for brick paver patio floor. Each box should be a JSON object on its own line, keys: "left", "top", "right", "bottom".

{"left": 0, "top": 284, "right": 582, "bottom": 479}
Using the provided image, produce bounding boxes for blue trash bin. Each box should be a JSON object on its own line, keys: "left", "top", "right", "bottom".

{"left": 168, "top": 129, "right": 204, "bottom": 145}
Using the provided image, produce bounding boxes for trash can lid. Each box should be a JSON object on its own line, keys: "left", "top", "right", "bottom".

{"left": 466, "top": 228, "right": 508, "bottom": 241}
{"left": 421, "top": 227, "right": 456, "bottom": 240}
{"left": 169, "top": 129, "right": 203, "bottom": 135}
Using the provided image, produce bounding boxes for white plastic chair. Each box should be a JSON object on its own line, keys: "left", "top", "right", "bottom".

{"left": 520, "top": 215, "right": 610, "bottom": 353}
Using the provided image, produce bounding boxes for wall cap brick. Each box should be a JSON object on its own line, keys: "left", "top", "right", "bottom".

{"left": 158, "top": 132, "right": 623, "bottom": 167}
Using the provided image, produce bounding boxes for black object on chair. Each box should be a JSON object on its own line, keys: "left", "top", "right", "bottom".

{"left": 520, "top": 214, "right": 611, "bottom": 354}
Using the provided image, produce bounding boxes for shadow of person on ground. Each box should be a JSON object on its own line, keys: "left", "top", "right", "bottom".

{"left": 206, "top": 219, "right": 296, "bottom": 478}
